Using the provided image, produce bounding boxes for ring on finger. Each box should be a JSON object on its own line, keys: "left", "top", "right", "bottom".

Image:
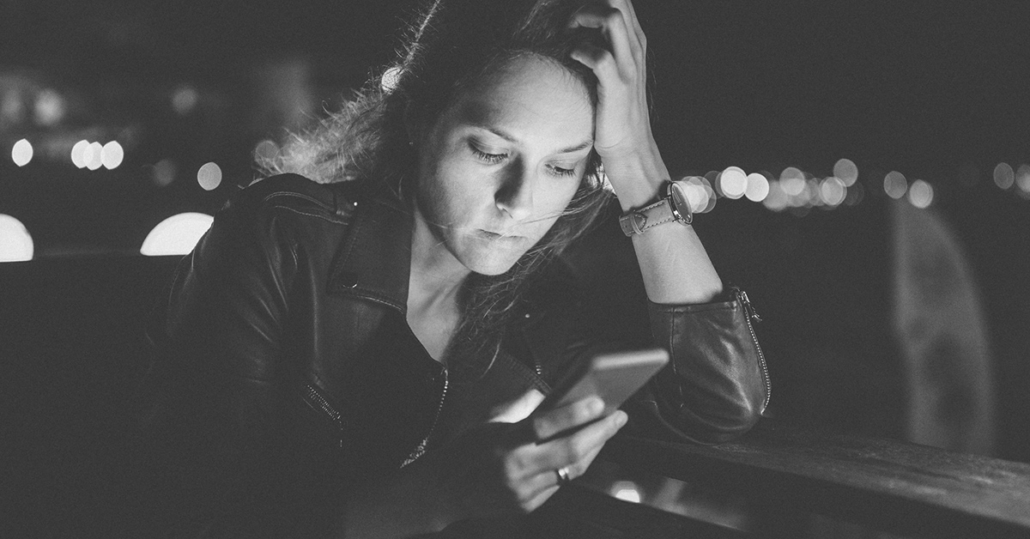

{"left": 555, "top": 466, "right": 572, "bottom": 486}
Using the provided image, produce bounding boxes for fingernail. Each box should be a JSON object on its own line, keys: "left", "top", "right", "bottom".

{"left": 615, "top": 412, "right": 628, "bottom": 428}
{"left": 587, "top": 397, "right": 604, "bottom": 415}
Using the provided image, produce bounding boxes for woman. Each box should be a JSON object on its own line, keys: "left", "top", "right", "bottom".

{"left": 124, "top": 0, "right": 768, "bottom": 536}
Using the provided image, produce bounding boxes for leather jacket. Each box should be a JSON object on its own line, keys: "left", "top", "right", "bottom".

{"left": 129, "top": 173, "right": 769, "bottom": 537}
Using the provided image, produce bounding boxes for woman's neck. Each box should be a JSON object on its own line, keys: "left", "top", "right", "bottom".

{"left": 408, "top": 207, "right": 469, "bottom": 315}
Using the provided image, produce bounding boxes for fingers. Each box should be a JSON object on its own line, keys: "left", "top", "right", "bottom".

{"left": 569, "top": 3, "right": 641, "bottom": 68}
{"left": 610, "top": 0, "right": 646, "bottom": 46}
{"left": 528, "top": 410, "right": 628, "bottom": 472}
{"left": 489, "top": 389, "right": 545, "bottom": 424}
{"left": 531, "top": 396, "right": 605, "bottom": 441}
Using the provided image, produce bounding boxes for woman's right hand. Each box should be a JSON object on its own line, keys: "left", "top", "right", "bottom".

{"left": 430, "top": 395, "right": 629, "bottom": 521}
{"left": 341, "top": 395, "right": 627, "bottom": 537}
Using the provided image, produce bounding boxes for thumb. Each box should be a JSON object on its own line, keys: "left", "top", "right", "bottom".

{"left": 488, "top": 388, "right": 546, "bottom": 424}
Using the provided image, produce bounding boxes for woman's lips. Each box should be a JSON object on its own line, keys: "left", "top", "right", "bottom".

{"left": 480, "top": 230, "right": 522, "bottom": 241}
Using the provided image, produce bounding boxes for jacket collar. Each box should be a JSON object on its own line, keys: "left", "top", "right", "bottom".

{"left": 327, "top": 185, "right": 412, "bottom": 313}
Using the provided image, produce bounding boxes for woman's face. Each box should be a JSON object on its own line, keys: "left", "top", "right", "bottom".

{"left": 415, "top": 54, "right": 594, "bottom": 276}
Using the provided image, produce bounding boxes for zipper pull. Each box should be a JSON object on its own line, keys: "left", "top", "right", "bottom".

{"left": 735, "top": 288, "right": 762, "bottom": 322}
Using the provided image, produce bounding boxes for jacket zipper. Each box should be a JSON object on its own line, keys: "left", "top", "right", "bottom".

{"left": 401, "top": 369, "right": 449, "bottom": 468}
{"left": 304, "top": 383, "right": 346, "bottom": 448}
{"left": 734, "top": 288, "right": 771, "bottom": 413}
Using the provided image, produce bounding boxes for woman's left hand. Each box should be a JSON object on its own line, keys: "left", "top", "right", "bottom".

{"left": 570, "top": 0, "right": 668, "bottom": 209}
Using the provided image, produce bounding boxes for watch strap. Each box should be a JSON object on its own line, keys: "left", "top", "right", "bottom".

{"left": 619, "top": 197, "right": 677, "bottom": 236}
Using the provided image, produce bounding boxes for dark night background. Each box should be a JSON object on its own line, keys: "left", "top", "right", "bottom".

{"left": 1, "top": 1, "right": 1029, "bottom": 528}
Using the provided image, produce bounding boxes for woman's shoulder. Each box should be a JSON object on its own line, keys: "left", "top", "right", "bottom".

{"left": 224, "top": 174, "right": 370, "bottom": 227}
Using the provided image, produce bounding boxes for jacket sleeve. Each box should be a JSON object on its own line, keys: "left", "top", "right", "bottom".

{"left": 630, "top": 288, "right": 770, "bottom": 444}
{"left": 131, "top": 178, "right": 340, "bottom": 537}
{"left": 552, "top": 224, "right": 769, "bottom": 445}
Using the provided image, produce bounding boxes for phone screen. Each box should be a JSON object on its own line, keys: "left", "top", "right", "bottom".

{"left": 534, "top": 348, "right": 669, "bottom": 420}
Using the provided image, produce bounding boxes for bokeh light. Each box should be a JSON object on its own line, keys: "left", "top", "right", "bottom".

{"left": 780, "top": 167, "right": 806, "bottom": 196}
{"left": 101, "top": 141, "right": 124, "bottom": 170}
{"left": 993, "top": 162, "right": 1014, "bottom": 190}
{"left": 381, "top": 66, "right": 402, "bottom": 93}
{"left": 253, "top": 139, "right": 279, "bottom": 163}
{"left": 71, "top": 140, "right": 89, "bottom": 168}
{"left": 1015, "top": 164, "right": 1030, "bottom": 196}
{"left": 833, "top": 158, "right": 859, "bottom": 186}
{"left": 197, "top": 162, "right": 223, "bottom": 191}
{"left": 762, "top": 180, "right": 789, "bottom": 211}
{"left": 86, "top": 142, "right": 104, "bottom": 171}
{"left": 140, "top": 213, "right": 214, "bottom": 256}
{"left": 610, "top": 481, "right": 642, "bottom": 504}
{"left": 0, "top": 214, "right": 34, "bottom": 262}
{"left": 679, "top": 177, "right": 710, "bottom": 213}
{"left": 908, "top": 179, "right": 934, "bottom": 208}
{"left": 745, "top": 173, "right": 770, "bottom": 202}
{"left": 843, "top": 181, "right": 865, "bottom": 206}
{"left": 719, "top": 166, "right": 747, "bottom": 199}
{"left": 11, "top": 139, "right": 33, "bottom": 167}
{"left": 819, "top": 177, "right": 846, "bottom": 206}
{"left": 884, "top": 171, "right": 907, "bottom": 199}
{"left": 34, "top": 89, "right": 66, "bottom": 126}
{"left": 699, "top": 176, "right": 717, "bottom": 214}
{"left": 151, "top": 159, "right": 177, "bottom": 187}
{"left": 172, "top": 85, "right": 200, "bottom": 115}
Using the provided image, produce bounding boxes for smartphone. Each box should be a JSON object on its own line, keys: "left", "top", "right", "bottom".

{"left": 532, "top": 348, "right": 669, "bottom": 440}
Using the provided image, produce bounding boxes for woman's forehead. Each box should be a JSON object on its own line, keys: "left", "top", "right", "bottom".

{"left": 445, "top": 55, "right": 594, "bottom": 148}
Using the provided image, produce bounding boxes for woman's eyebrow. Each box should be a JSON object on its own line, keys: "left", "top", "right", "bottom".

{"left": 471, "top": 124, "right": 593, "bottom": 154}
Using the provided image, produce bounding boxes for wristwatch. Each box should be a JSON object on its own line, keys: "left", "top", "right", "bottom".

{"left": 619, "top": 180, "right": 693, "bottom": 236}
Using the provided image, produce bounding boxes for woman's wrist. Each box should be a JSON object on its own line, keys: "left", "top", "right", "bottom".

{"left": 603, "top": 144, "right": 670, "bottom": 211}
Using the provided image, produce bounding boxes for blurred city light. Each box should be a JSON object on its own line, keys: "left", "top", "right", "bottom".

{"left": 34, "top": 89, "right": 66, "bottom": 126}
{"left": 679, "top": 176, "right": 709, "bottom": 213}
{"left": 101, "top": 141, "right": 124, "bottom": 170}
{"left": 908, "top": 179, "right": 934, "bottom": 209}
{"left": 0, "top": 214, "right": 34, "bottom": 262}
{"left": 151, "top": 159, "right": 177, "bottom": 187}
{"left": 1015, "top": 164, "right": 1030, "bottom": 197}
{"left": 884, "top": 170, "right": 907, "bottom": 199}
{"left": 719, "top": 166, "right": 747, "bottom": 199}
{"left": 819, "top": 177, "right": 846, "bottom": 206}
{"left": 993, "top": 162, "right": 1014, "bottom": 190}
{"left": 71, "top": 140, "right": 89, "bottom": 168}
{"left": 140, "top": 213, "right": 214, "bottom": 256}
{"left": 833, "top": 158, "right": 859, "bottom": 187}
{"left": 172, "top": 85, "right": 200, "bottom": 115}
{"left": 197, "top": 162, "right": 222, "bottom": 191}
{"left": 610, "top": 481, "right": 642, "bottom": 504}
{"left": 745, "top": 172, "right": 770, "bottom": 202}
{"left": 699, "top": 176, "right": 717, "bottom": 213}
{"left": 11, "top": 139, "right": 33, "bottom": 167}
{"left": 253, "top": 139, "right": 279, "bottom": 162}
{"left": 762, "top": 180, "right": 789, "bottom": 211}
{"left": 86, "top": 142, "right": 103, "bottom": 170}
{"left": 780, "top": 167, "right": 806, "bottom": 196}
{"left": 843, "top": 181, "right": 865, "bottom": 206}
{"left": 381, "top": 66, "right": 402, "bottom": 93}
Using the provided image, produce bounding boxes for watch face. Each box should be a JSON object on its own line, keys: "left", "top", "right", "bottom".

{"left": 669, "top": 181, "right": 693, "bottom": 224}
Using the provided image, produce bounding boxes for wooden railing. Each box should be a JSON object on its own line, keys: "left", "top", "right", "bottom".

{"left": 555, "top": 419, "right": 1030, "bottom": 538}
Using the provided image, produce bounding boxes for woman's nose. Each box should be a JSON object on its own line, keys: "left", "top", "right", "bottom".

{"left": 494, "top": 162, "right": 534, "bottom": 221}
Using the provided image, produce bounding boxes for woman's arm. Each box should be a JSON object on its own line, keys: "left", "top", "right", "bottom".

{"left": 570, "top": 0, "right": 767, "bottom": 441}
{"left": 569, "top": 0, "right": 722, "bottom": 304}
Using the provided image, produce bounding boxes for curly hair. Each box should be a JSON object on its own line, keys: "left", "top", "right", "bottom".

{"left": 261, "top": 0, "right": 616, "bottom": 378}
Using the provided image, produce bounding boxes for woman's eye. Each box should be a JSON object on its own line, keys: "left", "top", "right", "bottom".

{"left": 470, "top": 144, "right": 507, "bottom": 164}
{"left": 549, "top": 164, "right": 577, "bottom": 178}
